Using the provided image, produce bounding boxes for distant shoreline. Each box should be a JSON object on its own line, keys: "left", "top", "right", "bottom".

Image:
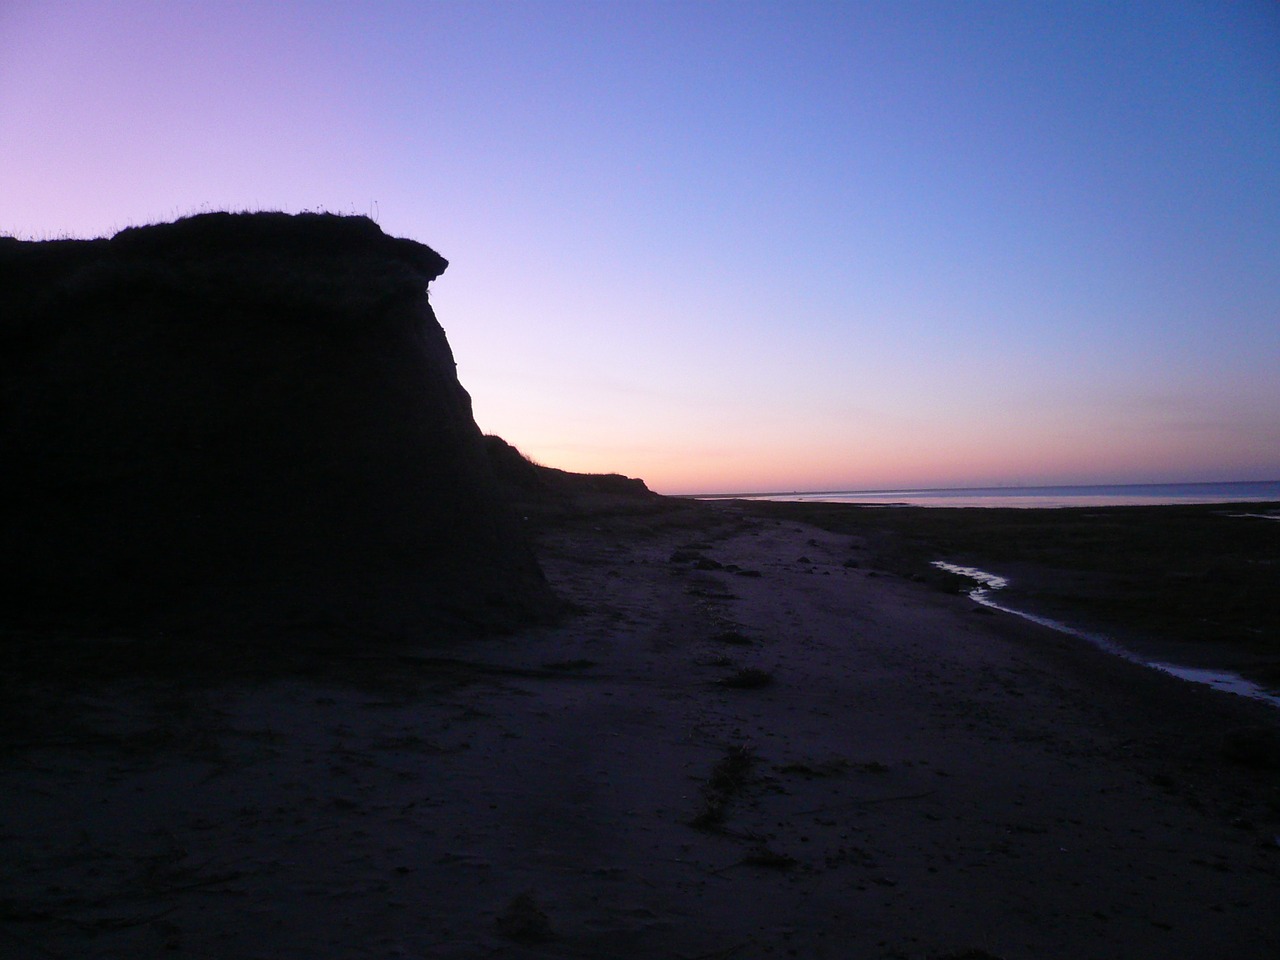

{"left": 681, "top": 479, "right": 1280, "bottom": 509}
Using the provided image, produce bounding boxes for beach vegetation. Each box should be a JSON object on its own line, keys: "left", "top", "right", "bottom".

{"left": 690, "top": 743, "right": 755, "bottom": 829}
{"left": 716, "top": 667, "right": 775, "bottom": 689}
{"left": 777, "top": 758, "right": 852, "bottom": 778}
{"left": 495, "top": 892, "right": 553, "bottom": 943}
{"left": 741, "top": 845, "right": 800, "bottom": 870}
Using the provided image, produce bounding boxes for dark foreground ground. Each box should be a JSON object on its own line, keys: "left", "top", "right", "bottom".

{"left": 2, "top": 497, "right": 1278, "bottom": 959}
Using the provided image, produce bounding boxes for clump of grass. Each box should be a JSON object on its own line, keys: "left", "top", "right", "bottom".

{"left": 690, "top": 743, "right": 756, "bottom": 829}
{"left": 742, "top": 845, "right": 800, "bottom": 870}
{"left": 699, "top": 653, "right": 735, "bottom": 667}
{"left": 708, "top": 744, "right": 754, "bottom": 792}
{"left": 777, "top": 758, "right": 851, "bottom": 778}
{"left": 716, "top": 667, "right": 774, "bottom": 689}
{"left": 495, "top": 892, "right": 553, "bottom": 943}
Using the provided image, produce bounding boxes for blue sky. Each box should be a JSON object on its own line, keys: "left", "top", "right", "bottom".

{"left": 3, "top": 1, "right": 1277, "bottom": 493}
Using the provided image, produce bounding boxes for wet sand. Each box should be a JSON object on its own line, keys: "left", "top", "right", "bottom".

{"left": 734, "top": 498, "right": 1280, "bottom": 689}
{"left": 2, "top": 498, "right": 1278, "bottom": 959}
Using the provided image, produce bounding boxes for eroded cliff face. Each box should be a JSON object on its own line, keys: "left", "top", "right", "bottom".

{"left": 0, "top": 212, "right": 558, "bottom": 638}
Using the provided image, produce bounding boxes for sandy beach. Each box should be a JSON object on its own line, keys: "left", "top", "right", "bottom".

{"left": 2, "top": 497, "right": 1278, "bottom": 959}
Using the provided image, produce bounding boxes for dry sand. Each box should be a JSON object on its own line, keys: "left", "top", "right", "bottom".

{"left": 2, "top": 499, "right": 1278, "bottom": 959}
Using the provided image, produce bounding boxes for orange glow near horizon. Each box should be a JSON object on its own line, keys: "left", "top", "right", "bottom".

{"left": 508, "top": 433, "right": 1280, "bottom": 498}
{"left": 500, "top": 395, "right": 1280, "bottom": 496}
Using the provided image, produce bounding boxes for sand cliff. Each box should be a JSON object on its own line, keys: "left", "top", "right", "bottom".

{"left": 0, "top": 212, "right": 557, "bottom": 637}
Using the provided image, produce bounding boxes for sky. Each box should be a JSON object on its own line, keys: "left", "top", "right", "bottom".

{"left": 3, "top": 1, "right": 1278, "bottom": 494}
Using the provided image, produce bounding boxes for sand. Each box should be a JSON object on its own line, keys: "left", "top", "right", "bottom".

{"left": 2, "top": 499, "right": 1278, "bottom": 959}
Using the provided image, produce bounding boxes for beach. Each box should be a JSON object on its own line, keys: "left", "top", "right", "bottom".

{"left": 2, "top": 496, "right": 1279, "bottom": 959}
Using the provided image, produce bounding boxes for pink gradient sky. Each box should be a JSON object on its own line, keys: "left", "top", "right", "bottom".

{"left": 3, "top": 1, "right": 1278, "bottom": 494}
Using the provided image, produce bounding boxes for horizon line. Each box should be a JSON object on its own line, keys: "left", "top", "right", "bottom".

{"left": 670, "top": 477, "right": 1280, "bottom": 500}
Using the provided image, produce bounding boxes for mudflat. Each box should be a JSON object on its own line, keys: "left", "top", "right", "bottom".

{"left": 734, "top": 498, "right": 1280, "bottom": 680}
{"left": 2, "top": 498, "right": 1278, "bottom": 959}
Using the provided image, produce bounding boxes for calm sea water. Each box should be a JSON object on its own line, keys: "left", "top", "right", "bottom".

{"left": 719, "top": 480, "right": 1280, "bottom": 509}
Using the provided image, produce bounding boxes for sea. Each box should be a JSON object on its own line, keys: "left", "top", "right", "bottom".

{"left": 714, "top": 480, "right": 1280, "bottom": 509}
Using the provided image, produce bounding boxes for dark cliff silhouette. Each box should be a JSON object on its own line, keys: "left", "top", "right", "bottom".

{"left": 483, "top": 434, "right": 658, "bottom": 518}
{"left": 0, "top": 212, "right": 559, "bottom": 639}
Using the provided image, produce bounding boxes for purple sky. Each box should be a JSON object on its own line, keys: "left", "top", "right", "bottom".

{"left": 3, "top": 1, "right": 1278, "bottom": 493}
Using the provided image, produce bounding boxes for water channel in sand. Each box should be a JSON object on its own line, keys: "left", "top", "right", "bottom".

{"left": 933, "top": 561, "right": 1280, "bottom": 709}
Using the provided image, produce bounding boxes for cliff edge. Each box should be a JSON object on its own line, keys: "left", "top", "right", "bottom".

{"left": 0, "top": 212, "right": 558, "bottom": 639}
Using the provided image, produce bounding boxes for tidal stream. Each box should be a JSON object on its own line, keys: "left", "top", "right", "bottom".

{"left": 932, "top": 561, "right": 1280, "bottom": 709}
